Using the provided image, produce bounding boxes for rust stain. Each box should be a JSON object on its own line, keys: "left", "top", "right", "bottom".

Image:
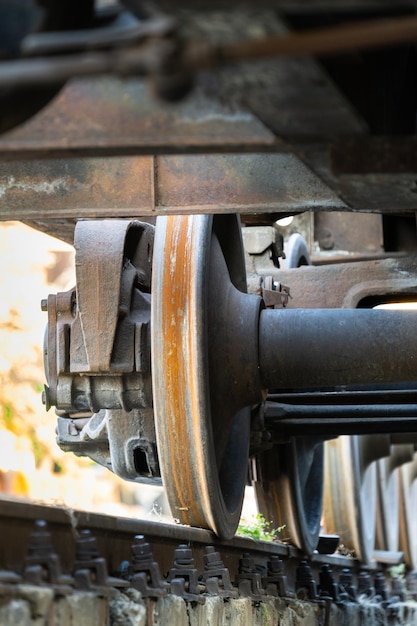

{"left": 0, "top": 174, "right": 69, "bottom": 197}
{"left": 159, "top": 215, "right": 206, "bottom": 526}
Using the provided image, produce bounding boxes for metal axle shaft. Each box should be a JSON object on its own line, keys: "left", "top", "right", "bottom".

{"left": 259, "top": 308, "right": 417, "bottom": 391}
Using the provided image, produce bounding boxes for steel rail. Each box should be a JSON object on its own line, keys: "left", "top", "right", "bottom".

{"left": 0, "top": 497, "right": 304, "bottom": 561}
{"left": 0, "top": 498, "right": 413, "bottom": 624}
{"left": 0, "top": 497, "right": 287, "bottom": 578}
{"left": 0, "top": 497, "right": 358, "bottom": 588}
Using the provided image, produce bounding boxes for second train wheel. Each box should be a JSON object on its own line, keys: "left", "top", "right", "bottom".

{"left": 254, "top": 437, "right": 324, "bottom": 554}
{"left": 376, "top": 445, "right": 414, "bottom": 552}
{"left": 254, "top": 230, "right": 323, "bottom": 555}
{"left": 151, "top": 214, "right": 258, "bottom": 540}
{"left": 399, "top": 454, "right": 417, "bottom": 568}
{"left": 324, "top": 435, "right": 383, "bottom": 563}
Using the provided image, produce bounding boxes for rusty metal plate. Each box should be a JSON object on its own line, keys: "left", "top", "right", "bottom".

{"left": 257, "top": 255, "right": 417, "bottom": 309}
{"left": 314, "top": 211, "right": 383, "bottom": 255}
{"left": 156, "top": 154, "right": 346, "bottom": 213}
{"left": 334, "top": 174, "right": 417, "bottom": 214}
{"left": 0, "top": 77, "right": 277, "bottom": 159}
{"left": 331, "top": 137, "right": 417, "bottom": 174}
{"left": 300, "top": 146, "right": 417, "bottom": 215}
{"left": 0, "top": 153, "right": 346, "bottom": 223}
{"left": 0, "top": 156, "right": 155, "bottom": 218}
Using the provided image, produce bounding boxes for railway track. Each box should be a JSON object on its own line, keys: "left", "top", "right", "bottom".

{"left": 0, "top": 497, "right": 416, "bottom": 625}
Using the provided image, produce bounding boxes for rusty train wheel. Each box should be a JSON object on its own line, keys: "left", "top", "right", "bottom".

{"left": 151, "top": 214, "right": 252, "bottom": 539}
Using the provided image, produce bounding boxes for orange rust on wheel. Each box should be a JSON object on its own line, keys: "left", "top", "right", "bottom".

{"left": 152, "top": 215, "right": 211, "bottom": 529}
{"left": 157, "top": 217, "right": 197, "bottom": 519}
{"left": 152, "top": 214, "right": 248, "bottom": 539}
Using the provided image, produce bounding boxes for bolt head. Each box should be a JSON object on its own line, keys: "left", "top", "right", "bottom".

{"left": 42, "top": 386, "right": 51, "bottom": 412}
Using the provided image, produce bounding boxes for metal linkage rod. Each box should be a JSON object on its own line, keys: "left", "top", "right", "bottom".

{"left": 4, "top": 13, "right": 417, "bottom": 89}
{"left": 259, "top": 309, "right": 417, "bottom": 391}
{"left": 267, "top": 387, "right": 417, "bottom": 406}
{"left": 265, "top": 401, "right": 417, "bottom": 437}
{"left": 215, "top": 14, "right": 417, "bottom": 64}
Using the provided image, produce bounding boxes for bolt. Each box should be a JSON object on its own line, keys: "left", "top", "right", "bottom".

{"left": 239, "top": 553, "right": 256, "bottom": 574}
{"left": 204, "top": 546, "right": 223, "bottom": 570}
{"left": 76, "top": 530, "right": 99, "bottom": 561}
{"left": 319, "top": 564, "right": 339, "bottom": 601}
{"left": 339, "top": 568, "right": 356, "bottom": 601}
{"left": 203, "top": 546, "right": 219, "bottom": 569}
{"left": 268, "top": 555, "right": 284, "bottom": 575}
{"left": 42, "top": 386, "right": 51, "bottom": 412}
{"left": 407, "top": 572, "right": 417, "bottom": 600}
{"left": 374, "top": 571, "right": 387, "bottom": 601}
{"left": 131, "top": 535, "right": 153, "bottom": 565}
{"left": 41, "top": 298, "right": 48, "bottom": 312}
{"left": 339, "top": 568, "right": 352, "bottom": 587}
{"left": 295, "top": 559, "right": 317, "bottom": 600}
{"left": 358, "top": 571, "right": 374, "bottom": 597}
{"left": 173, "top": 544, "right": 194, "bottom": 568}
{"left": 27, "top": 520, "right": 53, "bottom": 557}
{"left": 391, "top": 575, "right": 406, "bottom": 602}
{"left": 296, "top": 559, "right": 314, "bottom": 586}
{"left": 318, "top": 228, "right": 335, "bottom": 251}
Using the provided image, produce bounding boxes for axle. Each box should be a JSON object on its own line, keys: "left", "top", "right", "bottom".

{"left": 207, "top": 232, "right": 417, "bottom": 422}
{"left": 259, "top": 308, "right": 417, "bottom": 390}
{"left": 44, "top": 219, "right": 417, "bottom": 434}
{"left": 42, "top": 217, "right": 417, "bottom": 491}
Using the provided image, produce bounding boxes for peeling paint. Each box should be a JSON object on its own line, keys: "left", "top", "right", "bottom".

{"left": 0, "top": 175, "right": 68, "bottom": 198}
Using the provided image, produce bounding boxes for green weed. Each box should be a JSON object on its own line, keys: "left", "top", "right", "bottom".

{"left": 237, "top": 513, "right": 284, "bottom": 542}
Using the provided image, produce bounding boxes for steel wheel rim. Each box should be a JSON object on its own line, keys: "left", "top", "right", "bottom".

{"left": 254, "top": 231, "right": 322, "bottom": 555}
{"left": 151, "top": 214, "right": 250, "bottom": 539}
{"left": 399, "top": 455, "right": 417, "bottom": 568}
{"left": 376, "top": 461, "right": 400, "bottom": 552}
{"left": 254, "top": 438, "right": 324, "bottom": 554}
{"left": 324, "top": 435, "right": 377, "bottom": 563}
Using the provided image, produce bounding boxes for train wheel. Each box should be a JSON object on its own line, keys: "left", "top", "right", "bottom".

{"left": 254, "top": 437, "right": 324, "bottom": 555}
{"left": 324, "top": 435, "right": 382, "bottom": 563}
{"left": 376, "top": 445, "right": 414, "bottom": 552}
{"left": 376, "top": 460, "right": 400, "bottom": 553}
{"left": 281, "top": 233, "right": 311, "bottom": 268}
{"left": 399, "top": 454, "right": 417, "bottom": 568}
{"left": 151, "top": 214, "right": 254, "bottom": 540}
{"left": 253, "top": 231, "right": 322, "bottom": 554}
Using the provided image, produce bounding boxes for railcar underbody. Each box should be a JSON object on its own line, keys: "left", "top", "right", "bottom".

{"left": 2, "top": 0, "right": 417, "bottom": 565}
